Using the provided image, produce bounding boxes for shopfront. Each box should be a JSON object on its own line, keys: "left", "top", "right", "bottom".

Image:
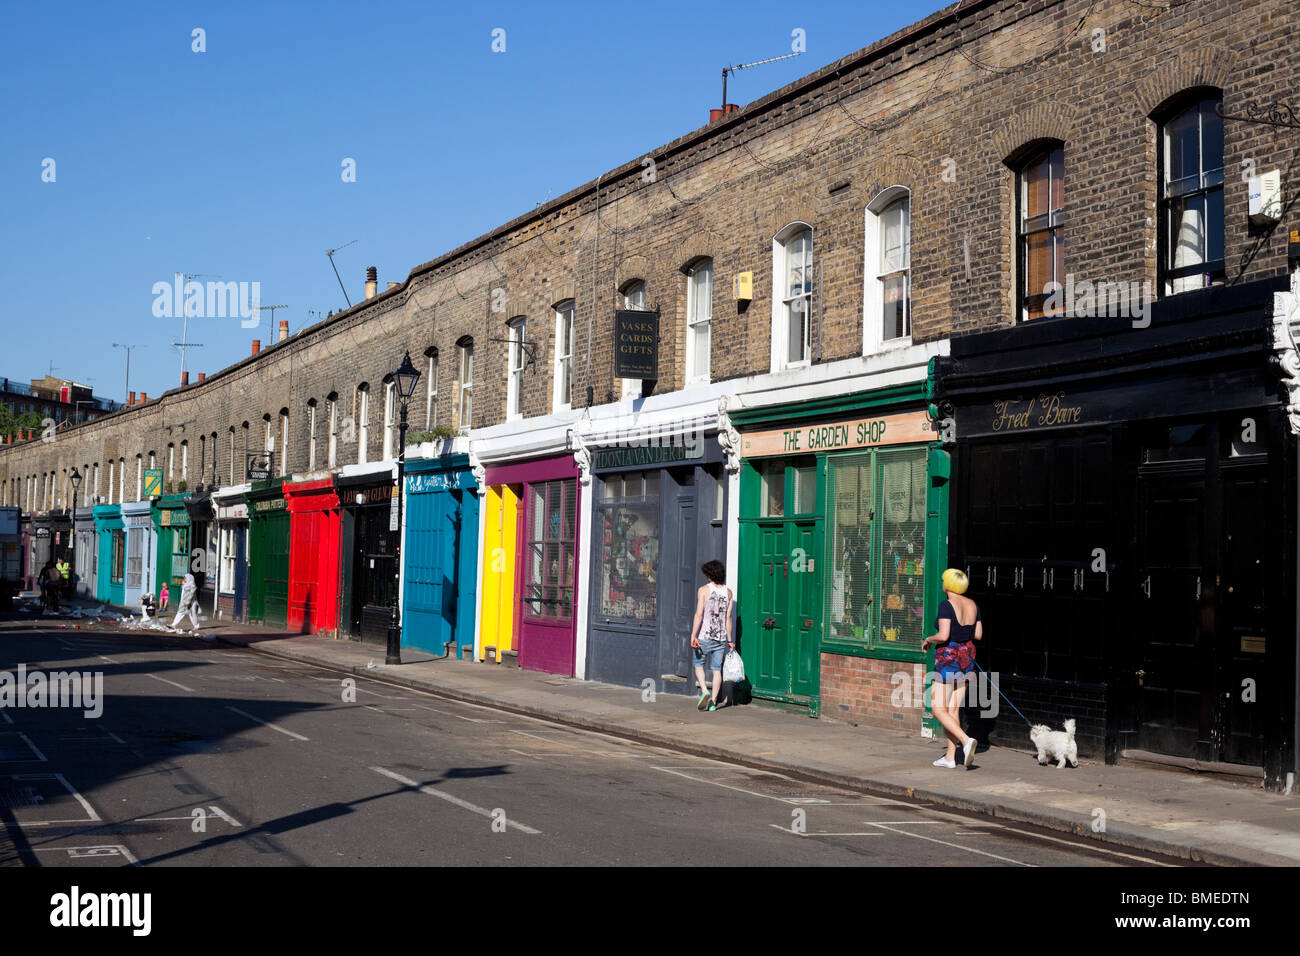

{"left": 337, "top": 473, "right": 397, "bottom": 644}
{"left": 93, "top": 504, "right": 125, "bottom": 606}
{"left": 120, "top": 500, "right": 156, "bottom": 608}
{"left": 481, "top": 454, "right": 582, "bottom": 676}
{"left": 29, "top": 515, "right": 52, "bottom": 584}
{"left": 936, "top": 278, "right": 1296, "bottom": 787}
{"left": 732, "top": 385, "right": 948, "bottom": 725}
{"left": 284, "top": 478, "right": 341, "bottom": 635}
{"left": 584, "top": 433, "right": 728, "bottom": 694}
{"left": 213, "top": 486, "right": 249, "bottom": 622}
{"left": 185, "top": 493, "right": 217, "bottom": 615}
{"left": 152, "top": 493, "right": 191, "bottom": 602}
{"left": 401, "top": 454, "right": 479, "bottom": 657}
{"left": 73, "top": 505, "right": 96, "bottom": 599}
{"left": 245, "top": 480, "right": 290, "bottom": 629}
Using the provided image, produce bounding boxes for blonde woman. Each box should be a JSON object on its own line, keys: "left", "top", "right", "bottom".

{"left": 920, "top": 568, "right": 982, "bottom": 768}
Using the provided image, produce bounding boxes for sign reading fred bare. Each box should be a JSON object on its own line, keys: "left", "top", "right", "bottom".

{"left": 614, "top": 310, "right": 659, "bottom": 380}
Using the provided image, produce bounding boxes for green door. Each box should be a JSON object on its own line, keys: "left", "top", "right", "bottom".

{"left": 246, "top": 489, "right": 290, "bottom": 628}
{"left": 742, "top": 457, "right": 823, "bottom": 709}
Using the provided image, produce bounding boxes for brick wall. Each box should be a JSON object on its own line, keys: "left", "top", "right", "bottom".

{"left": 819, "top": 654, "right": 926, "bottom": 735}
{"left": 3, "top": 0, "right": 1296, "bottom": 509}
{"left": 965, "top": 673, "right": 1108, "bottom": 760}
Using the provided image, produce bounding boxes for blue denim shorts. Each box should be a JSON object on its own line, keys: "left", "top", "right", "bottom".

{"left": 693, "top": 639, "right": 727, "bottom": 671}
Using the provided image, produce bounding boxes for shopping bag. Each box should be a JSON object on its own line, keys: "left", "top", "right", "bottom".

{"left": 722, "top": 649, "right": 745, "bottom": 683}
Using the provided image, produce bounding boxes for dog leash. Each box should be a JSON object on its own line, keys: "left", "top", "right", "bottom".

{"left": 974, "top": 661, "right": 1032, "bottom": 727}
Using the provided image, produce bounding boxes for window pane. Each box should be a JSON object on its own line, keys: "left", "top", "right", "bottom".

{"left": 1165, "top": 106, "right": 1200, "bottom": 185}
{"left": 1169, "top": 193, "right": 1207, "bottom": 270}
{"left": 882, "top": 273, "right": 908, "bottom": 339}
{"left": 878, "top": 449, "right": 928, "bottom": 648}
{"left": 1201, "top": 100, "right": 1223, "bottom": 178}
{"left": 794, "top": 464, "right": 817, "bottom": 514}
{"left": 827, "top": 455, "right": 873, "bottom": 638}
{"left": 598, "top": 497, "right": 659, "bottom": 621}
{"left": 762, "top": 464, "right": 785, "bottom": 518}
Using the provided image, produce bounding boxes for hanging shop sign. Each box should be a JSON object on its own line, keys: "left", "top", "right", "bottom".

{"left": 740, "top": 410, "right": 934, "bottom": 458}
{"left": 613, "top": 310, "right": 659, "bottom": 380}
{"left": 246, "top": 453, "right": 274, "bottom": 481}
{"left": 143, "top": 469, "right": 163, "bottom": 497}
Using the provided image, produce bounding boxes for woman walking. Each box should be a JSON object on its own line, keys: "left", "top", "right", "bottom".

{"left": 690, "top": 560, "right": 734, "bottom": 712}
{"left": 920, "top": 568, "right": 982, "bottom": 768}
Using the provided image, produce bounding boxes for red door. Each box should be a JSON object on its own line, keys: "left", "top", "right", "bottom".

{"left": 285, "top": 479, "right": 341, "bottom": 634}
{"left": 516, "top": 478, "right": 579, "bottom": 675}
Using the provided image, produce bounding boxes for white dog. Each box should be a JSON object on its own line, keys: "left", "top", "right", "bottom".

{"left": 1029, "top": 718, "right": 1078, "bottom": 768}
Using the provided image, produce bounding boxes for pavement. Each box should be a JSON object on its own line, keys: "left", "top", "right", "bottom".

{"left": 19, "top": 592, "right": 1300, "bottom": 867}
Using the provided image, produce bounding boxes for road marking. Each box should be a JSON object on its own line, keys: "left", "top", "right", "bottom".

{"left": 138, "top": 805, "right": 243, "bottom": 827}
{"left": 508, "top": 749, "right": 543, "bottom": 759}
{"left": 0, "top": 712, "right": 12, "bottom": 724}
{"left": 370, "top": 766, "right": 541, "bottom": 834}
{"left": 226, "top": 706, "right": 309, "bottom": 741}
{"left": 652, "top": 765, "right": 848, "bottom": 805}
{"left": 13, "top": 732, "right": 48, "bottom": 762}
{"left": 103, "top": 730, "right": 126, "bottom": 745}
{"left": 768, "top": 825, "right": 884, "bottom": 837}
{"left": 34, "top": 844, "right": 138, "bottom": 864}
{"left": 98, "top": 656, "right": 114, "bottom": 665}
{"left": 146, "top": 673, "right": 195, "bottom": 693}
{"left": 866, "top": 821, "right": 1033, "bottom": 866}
{"left": 207, "top": 804, "right": 244, "bottom": 827}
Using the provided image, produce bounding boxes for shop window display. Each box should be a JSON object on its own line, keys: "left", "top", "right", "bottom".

{"left": 598, "top": 471, "right": 660, "bottom": 621}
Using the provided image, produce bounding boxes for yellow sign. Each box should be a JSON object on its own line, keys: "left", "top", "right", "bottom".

{"left": 740, "top": 410, "right": 933, "bottom": 458}
{"left": 143, "top": 469, "right": 163, "bottom": 497}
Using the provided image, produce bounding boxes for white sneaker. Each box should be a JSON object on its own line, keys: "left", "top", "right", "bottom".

{"left": 932, "top": 756, "right": 957, "bottom": 768}
{"left": 963, "top": 738, "right": 977, "bottom": 767}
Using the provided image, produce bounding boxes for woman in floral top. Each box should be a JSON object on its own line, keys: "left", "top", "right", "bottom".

{"left": 690, "top": 560, "right": 734, "bottom": 712}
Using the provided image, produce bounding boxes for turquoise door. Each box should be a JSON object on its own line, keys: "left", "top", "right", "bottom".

{"left": 402, "top": 464, "right": 479, "bottom": 656}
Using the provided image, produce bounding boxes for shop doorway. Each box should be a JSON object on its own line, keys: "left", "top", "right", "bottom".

{"left": 751, "top": 519, "right": 820, "bottom": 702}
{"left": 348, "top": 503, "right": 397, "bottom": 644}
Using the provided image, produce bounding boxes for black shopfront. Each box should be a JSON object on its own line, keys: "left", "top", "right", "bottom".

{"left": 338, "top": 474, "right": 399, "bottom": 645}
{"left": 585, "top": 434, "right": 728, "bottom": 694}
{"left": 936, "top": 279, "right": 1296, "bottom": 788}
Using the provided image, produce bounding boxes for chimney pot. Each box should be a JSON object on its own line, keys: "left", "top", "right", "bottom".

{"left": 278, "top": 319, "right": 289, "bottom": 342}
{"left": 198, "top": 372, "right": 206, "bottom": 381}
{"left": 252, "top": 339, "right": 261, "bottom": 355}
{"left": 128, "top": 391, "right": 136, "bottom": 405}
{"left": 386, "top": 281, "right": 399, "bottom": 291}
{"left": 181, "top": 371, "right": 190, "bottom": 386}
{"left": 365, "top": 266, "right": 378, "bottom": 300}
{"left": 140, "top": 392, "right": 147, "bottom": 402}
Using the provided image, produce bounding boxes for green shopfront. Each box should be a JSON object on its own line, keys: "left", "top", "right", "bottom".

{"left": 152, "top": 493, "right": 191, "bottom": 601}
{"left": 245, "top": 480, "right": 290, "bottom": 628}
{"left": 733, "top": 383, "right": 948, "bottom": 733}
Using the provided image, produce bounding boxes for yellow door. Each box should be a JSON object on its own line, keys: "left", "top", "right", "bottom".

{"left": 479, "top": 484, "right": 518, "bottom": 661}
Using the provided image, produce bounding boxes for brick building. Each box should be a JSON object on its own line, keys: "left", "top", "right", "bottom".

{"left": 2, "top": 0, "right": 1297, "bottom": 786}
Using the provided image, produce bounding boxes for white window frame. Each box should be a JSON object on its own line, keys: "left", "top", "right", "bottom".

{"left": 219, "top": 526, "right": 237, "bottom": 595}
{"left": 771, "top": 224, "right": 813, "bottom": 371}
{"left": 167, "top": 444, "right": 175, "bottom": 483}
{"left": 307, "top": 401, "right": 318, "bottom": 472}
{"left": 553, "top": 301, "right": 574, "bottom": 412}
{"left": 181, "top": 440, "right": 189, "bottom": 484}
{"left": 619, "top": 283, "right": 645, "bottom": 400}
{"left": 136, "top": 456, "right": 143, "bottom": 501}
{"left": 426, "top": 352, "right": 439, "bottom": 429}
{"left": 382, "top": 380, "right": 395, "bottom": 460}
{"left": 357, "top": 386, "right": 369, "bottom": 465}
{"left": 685, "top": 262, "right": 712, "bottom": 386}
{"left": 327, "top": 399, "right": 338, "bottom": 468}
{"left": 458, "top": 342, "right": 474, "bottom": 432}
{"left": 863, "top": 187, "right": 912, "bottom": 355}
{"left": 507, "top": 317, "right": 526, "bottom": 420}
{"left": 279, "top": 412, "right": 289, "bottom": 475}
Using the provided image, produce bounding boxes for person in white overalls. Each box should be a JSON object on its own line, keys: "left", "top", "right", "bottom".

{"left": 170, "top": 572, "right": 201, "bottom": 633}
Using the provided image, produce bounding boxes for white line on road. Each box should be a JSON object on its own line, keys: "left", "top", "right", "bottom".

{"left": 18, "top": 732, "right": 48, "bottom": 762}
{"left": 1, "top": 711, "right": 12, "bottom": 724}
{"left": 206, "top": 804, "right": 244, "bottom": 827}
{"left": 768, "top": 825, "right": 884, "bottom": 837}
{"left": 226, "top": 706, "right": 309, "bottom": 741}
{"left": 370, "top": 766, "right": 541, "bottom": 834}
{"left": 865, "top": 821, "right": 1033, "bottom": 866}
{"left": 146, "top": 673, "right": 195, "bottom": 693}
{"left": 98, "top": 656, "right": 114, "bottom": 664}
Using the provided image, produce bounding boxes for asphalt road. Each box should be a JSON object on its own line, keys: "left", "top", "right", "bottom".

{"left": 0, "top": 618, "right": 1188, "bottom": 867}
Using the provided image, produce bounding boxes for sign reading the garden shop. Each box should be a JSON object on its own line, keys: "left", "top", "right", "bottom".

{"left": 613, "top": 310, "right": 659, "bottom": 380}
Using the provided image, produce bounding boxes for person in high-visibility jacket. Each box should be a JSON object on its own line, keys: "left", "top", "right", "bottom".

{"left": 55, "top": 558, "right": 70, "bottom": 596}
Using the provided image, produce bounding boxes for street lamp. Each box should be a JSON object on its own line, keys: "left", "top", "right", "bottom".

{"left": 386, "top": 351, "right": 421, "bottom": 666}
{"left": 68, "top": 467, "right": 82, "bottom": 600}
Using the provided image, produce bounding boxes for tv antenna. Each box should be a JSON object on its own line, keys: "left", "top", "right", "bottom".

{"left": 176, "top": 272, "right": 221, "bottom": 379}
{"left": 325, "top": 240, "right": 358, "bottom": 308}
{"left": 253, "top": 304, "right": 290, "bottom": 333}
{"left": 721, "top": 50, "right": 802, "bottom": 112}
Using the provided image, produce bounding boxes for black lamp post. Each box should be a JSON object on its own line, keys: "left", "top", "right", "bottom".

{"left": 68, "top": 467, "right": 82, "bottom": 599}
{"left": 386, "top": 351, "right": 421, "bottom": 665}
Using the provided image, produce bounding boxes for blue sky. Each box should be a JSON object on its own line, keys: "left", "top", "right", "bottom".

{"left": 0, "top": 0, "right": 934, "bottom": 403}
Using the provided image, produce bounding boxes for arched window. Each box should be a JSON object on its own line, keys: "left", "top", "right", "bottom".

{"left": 507, "top": 317, "right": 526, "bottom": 419}
{"left": 772, "top": 224, "right": 813, "bottom": 369}
{"left": 619, "top": 282, "right": 645, "bottom": 399}
{"left": 424, "top": 347, "right": 439, "bottom": 429}
{"left": 306, "top": 399, "right": 318, "bottom": 472}
{"left": 1016, "top": 144, "right": 1064, "bottom": 320}
{"left": 685, "top": 260, "right": 713, "bottom": 385}
{"left": 552, "top": 302, "right": 573, "bottom": 412}
{"left": 356, "top": 384, "right": 370, "bottom": 464}
{"left": 864, "top": 188, "right": 911, "bottom": 350}
{"left": 456, "top": 337, "right": 475, "bottom": 431}
{"left": 1159, "top": 91, "right": 1224, "bottom": 294}
{"left": 279, "top": 409, "right": 289, "bottom": 475}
